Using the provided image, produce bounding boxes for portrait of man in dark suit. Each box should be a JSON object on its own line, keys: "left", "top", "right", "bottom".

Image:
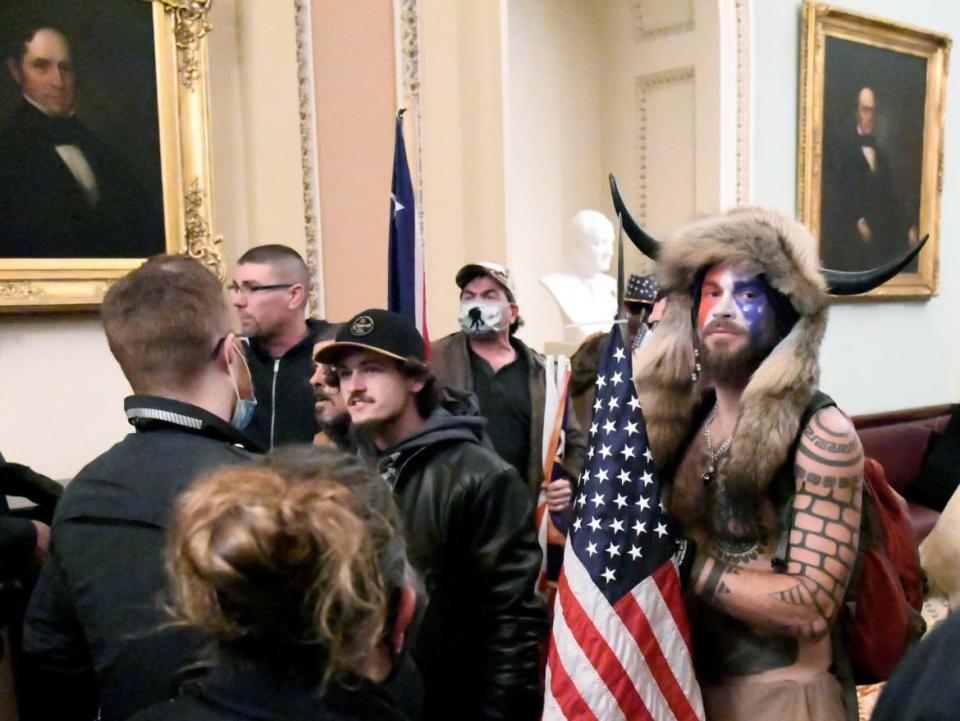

{"left": 819, "top": 37, "right": 925, "bottom": 273}
{"left": 0, "top": 13, "right": 165, "bottom": 259}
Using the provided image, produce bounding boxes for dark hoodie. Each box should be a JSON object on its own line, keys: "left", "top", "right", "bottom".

{"left": 363, "top": 403, "right": 547, "bottom": 721}
{"left": 245, "top": 318, "right": 333, "bottom": 450}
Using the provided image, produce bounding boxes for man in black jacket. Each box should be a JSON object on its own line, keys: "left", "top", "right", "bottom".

{"left": 316, "top": 309, "right": 547, "bottom": 721}
{"left": 22, "top": 256, "right": 258, "bottom": 721}
{"left": 229, "top": 245, "right": 334, "bottom": 449}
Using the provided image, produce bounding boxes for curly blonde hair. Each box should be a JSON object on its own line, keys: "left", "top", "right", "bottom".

{"left": 166, "top": 447, "right": 405, "bottom": 685}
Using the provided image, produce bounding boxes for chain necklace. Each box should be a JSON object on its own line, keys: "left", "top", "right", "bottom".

{"left": 702, "top": 405, "right": 733, "bottom": 486}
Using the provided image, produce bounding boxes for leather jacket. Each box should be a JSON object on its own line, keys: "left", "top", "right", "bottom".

{"left": 430, "top": 331, "right": 586, "bottom": 496}
{"left": 368, "top": 407, "right": 548, "bottom": 721}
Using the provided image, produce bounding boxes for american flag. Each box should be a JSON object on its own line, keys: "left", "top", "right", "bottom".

{"left": 388, "top": 109, "right": 430, "bottom": 349}
{"left": 543, "top": 323, "right": 704, "bottom": 721}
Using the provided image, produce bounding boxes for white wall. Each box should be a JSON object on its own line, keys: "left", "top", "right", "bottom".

{"left": 752, "top": 0, "right": 960, "bottom": 414}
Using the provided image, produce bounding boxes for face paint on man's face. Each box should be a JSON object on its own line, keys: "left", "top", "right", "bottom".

{"left": 698, "top": 266, "right": 774, "bottom": 344}
{"left": 732, "top": 278, "right": 772, "bottom": 342}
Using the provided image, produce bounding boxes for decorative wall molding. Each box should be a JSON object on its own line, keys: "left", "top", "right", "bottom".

{"left": 735, "top": 0, "right": 751, "bottom": 206}
{"left": 398, "top": 0, "right": 421, "bottom": 101}
{"left": 294, "top": 0, "right": 324, "bottom": 318}
{"left": 152, "top": 0, "right": 213, "bottom": 90}
{"left": 183, "top": 179, "right": 224, "bottom": 279}
{"left": 631, "top": 0, "right": 694, "bottom": 42}
{"left": 397, "top": 0, "right": 425, "bottom": 252}
{"left": 0, "top": 282, "right": 44, "bottom": 299}
{"left": 634, "top": 66, "right": 695, "bottom": 223}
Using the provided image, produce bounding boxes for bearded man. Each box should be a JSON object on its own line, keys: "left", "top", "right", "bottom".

{"left": 632, "top": 208, "right": 865, "bottom": 721}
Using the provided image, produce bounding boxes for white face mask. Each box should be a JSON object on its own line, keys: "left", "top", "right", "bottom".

{"left": 458, "top": 300, "right": 510, "bottom": 337}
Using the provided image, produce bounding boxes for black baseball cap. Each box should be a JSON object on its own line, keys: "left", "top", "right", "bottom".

{"left": 313, "top": 309, "right": 425, "bottom": 364}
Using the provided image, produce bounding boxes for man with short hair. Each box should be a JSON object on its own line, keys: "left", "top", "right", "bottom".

{"left": 0, "top": 24, "right": 163, "bottom": 258}
{"left": 315, "top": 309, "right": 547, "bottom": 721}
{"left": 633, "top": 209, "right": 864, "bottom": 721}
{"left": 230, "top": 245, "right": 333, "bottom": 449}
{"left": 431, "top": 262, "right": 586, "bottom": 515}
{"left": 23, "top": 256, "right": 257, "bottom": 721}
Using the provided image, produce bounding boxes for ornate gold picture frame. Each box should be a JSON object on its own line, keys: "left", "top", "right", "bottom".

{"left": 798, "top": 3, "right": 950, "bottom": 300}
{"left": 0, "top": 0, "right": 221, "bottom": 312}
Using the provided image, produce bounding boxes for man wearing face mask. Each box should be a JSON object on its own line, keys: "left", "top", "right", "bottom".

{"left": 22, "top": 256, "right": 258, "bottom": 721}
{"left": 430, "top": 262, "right": 586, "bottom": 513}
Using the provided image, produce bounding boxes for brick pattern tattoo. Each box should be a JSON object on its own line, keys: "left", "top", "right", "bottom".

{"left": 772, "top": 412, "right": 863, "bottom": 638}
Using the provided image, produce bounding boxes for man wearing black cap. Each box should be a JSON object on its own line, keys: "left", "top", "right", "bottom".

{"left": 430, "top": 261, "right": 585, "bottom": 516}
{"left": 315, "top": 309, "right": 547, "bottom": 721}
{"left": 568, "top": 272, "right": 663, "bottom": 432}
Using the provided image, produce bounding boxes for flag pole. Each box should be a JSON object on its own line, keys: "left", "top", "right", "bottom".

{"left": 616, "top": 212, "right": 626, "bottom": 325}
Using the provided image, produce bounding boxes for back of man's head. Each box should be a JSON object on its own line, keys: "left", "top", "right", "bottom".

{"left": 237, "top": 245, "right": 310, "bottom": 307}
{"left": 102, "top": 255, "right": 228, "bottom": 395}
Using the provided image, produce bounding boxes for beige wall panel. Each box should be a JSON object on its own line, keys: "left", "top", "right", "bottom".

{"left": 235, "top": 1, "right": 307, "bottom": 261}
{"left": 503, "top": 0, "right": 606, "bottom": 354}
{"left": 207, "top": 1, "right": 249, "bottom": 270}
{"left": 635, "top": 70, "right": 697, "bottom": 245}
{"left": 312, "top": 0, "right": 396, "bottom": 322}
{"left": 0, "top": 315, "right": 131, "bottom": 480}
{"left": 419, "top": 0, "right": 506, "bottom": 339}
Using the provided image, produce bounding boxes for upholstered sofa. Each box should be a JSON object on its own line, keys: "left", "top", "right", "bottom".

{"left": 852, "top": 404, "right": 953, "bottom": 543}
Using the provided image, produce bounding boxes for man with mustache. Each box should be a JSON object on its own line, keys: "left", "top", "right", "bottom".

{"left": 309, "top": 341, "right": 351, "bottom": 450}
{"left": 315, "top": 309, "right": 546, "bottom": 721}
{"left": 633, "top": 209, "right": 864, "bottom": 721}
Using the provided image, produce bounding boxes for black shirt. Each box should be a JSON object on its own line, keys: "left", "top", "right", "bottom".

{"left": 469, "top": 340, "right": 531, "bottom": 479}
{"left": 23, "top": 396, "right": 257, "bottom": 721}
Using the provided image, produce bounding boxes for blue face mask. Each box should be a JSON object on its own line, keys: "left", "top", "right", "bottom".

{"left": 228, "top": 352, "right": 258, "bottom": 431}
{"left": 231, "top": 396, "right": 257, "bottom": 431}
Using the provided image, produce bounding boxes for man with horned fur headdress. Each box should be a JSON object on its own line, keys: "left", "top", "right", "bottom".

{"left": 633, "top": 208, "right": 864, "bottom": 721}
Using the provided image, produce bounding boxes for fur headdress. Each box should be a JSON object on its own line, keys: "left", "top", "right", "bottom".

{"left": 634, "top": 207, "right": 828, "bottom": 533}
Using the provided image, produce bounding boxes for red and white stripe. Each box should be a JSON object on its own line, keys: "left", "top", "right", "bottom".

{"left": 544, "top": 547, "right": 704, "bottom": 721}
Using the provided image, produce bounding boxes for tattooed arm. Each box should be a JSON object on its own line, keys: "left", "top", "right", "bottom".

{"left": 691, "top": 406, "right": 863, "bottom": 640}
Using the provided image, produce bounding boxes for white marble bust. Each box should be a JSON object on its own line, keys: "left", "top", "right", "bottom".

{"left": 541, "top": 209, "right": 617, "bottom": 344}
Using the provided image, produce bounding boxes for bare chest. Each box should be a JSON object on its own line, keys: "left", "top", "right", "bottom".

{"left": 668, "top": 437, "right": 782, "bottom": 567}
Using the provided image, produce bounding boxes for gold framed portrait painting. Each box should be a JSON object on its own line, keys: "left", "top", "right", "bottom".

{"left": 798, "top": 3, "right": 950, "bottom": 300}
{"left": 0, "top": 0, "right": 221, "bottom": 311}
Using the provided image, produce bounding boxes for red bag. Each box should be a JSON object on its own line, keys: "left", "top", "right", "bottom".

{"left": 843, "top": 457, "right": 926, "bottom": 683}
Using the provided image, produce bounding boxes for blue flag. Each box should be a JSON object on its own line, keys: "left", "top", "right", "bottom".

{"left": 388, "top": 109, "right": 420, "bottom": 330}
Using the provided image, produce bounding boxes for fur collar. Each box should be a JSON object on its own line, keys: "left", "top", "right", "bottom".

{"left": 634, "top": 208, "right": 828, "bottom": 527}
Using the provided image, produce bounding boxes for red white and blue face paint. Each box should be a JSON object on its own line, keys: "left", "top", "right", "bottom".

{"left": 698, "top": 265, "right": 774, "bottom": 344}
